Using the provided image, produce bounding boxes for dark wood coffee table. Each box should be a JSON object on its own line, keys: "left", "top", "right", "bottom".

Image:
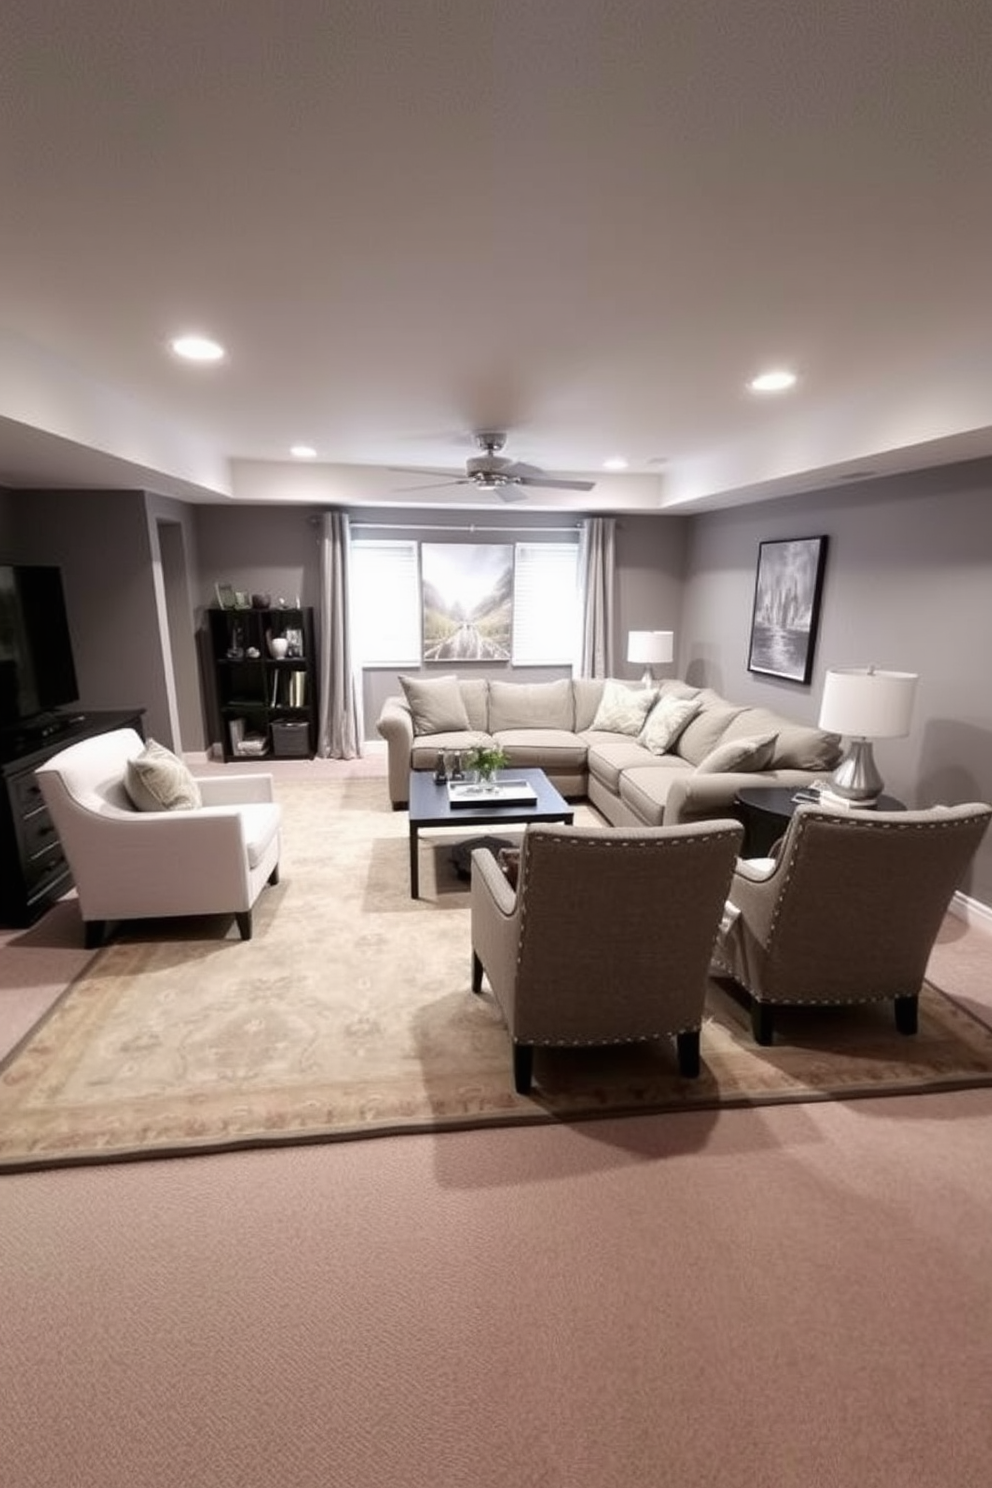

{"left": 407, "top": 768, "right": 574, "bottom": 898}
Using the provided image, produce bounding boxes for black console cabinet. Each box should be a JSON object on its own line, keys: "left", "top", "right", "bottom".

{"left": 0, "top": 709, "right": 145, "bottom": 927}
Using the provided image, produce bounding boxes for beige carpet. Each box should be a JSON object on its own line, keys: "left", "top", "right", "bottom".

{"left": 3, "top": 777, "right": 992, "bottom": 1172}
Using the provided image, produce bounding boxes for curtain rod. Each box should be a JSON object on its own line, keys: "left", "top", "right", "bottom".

{"left": 347, "top": 522, "right": 583, "bottom": 535}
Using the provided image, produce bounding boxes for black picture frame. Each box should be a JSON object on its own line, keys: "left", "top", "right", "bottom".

{"left": 746, "top": 536, "right": 828, "bottom": 685}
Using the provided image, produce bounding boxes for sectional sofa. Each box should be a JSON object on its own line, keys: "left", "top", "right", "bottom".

{"left": 376, "top": 674, "right": 842, "bottom": 827}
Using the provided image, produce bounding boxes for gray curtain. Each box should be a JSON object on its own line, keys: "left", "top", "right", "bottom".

{"left": 317, "top": 510, "right": 363, "bottom": 758}
{"left": 580, "top": 516, "right": 616, "bottom": 677}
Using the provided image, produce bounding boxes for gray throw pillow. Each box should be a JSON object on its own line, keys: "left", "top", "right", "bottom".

{"left": 693, "top": 731, "right": 779, "bottom": 774}
{"left": 124, "top": 739, "right": 203, "bottom": 811}
{"left": 399, "top": 674, "right": 471, "bottom": 735}
{"left": 638, "top": 694, "right": 702, "bottom": 756}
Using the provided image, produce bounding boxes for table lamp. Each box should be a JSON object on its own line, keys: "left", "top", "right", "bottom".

{"left": 817, "top": 666, "right": 918, "bottom": 804}
{"left": 627, "top": 630, "right": 674, "bottom": 685}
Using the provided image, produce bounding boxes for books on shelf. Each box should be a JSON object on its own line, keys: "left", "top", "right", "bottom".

{"left": 269, "top": 669, "right": 307, "bottom": 707}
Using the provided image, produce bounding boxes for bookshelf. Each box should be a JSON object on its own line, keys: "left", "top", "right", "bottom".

{"left": 207, "top": 606, "right": 318, "bottom": 760}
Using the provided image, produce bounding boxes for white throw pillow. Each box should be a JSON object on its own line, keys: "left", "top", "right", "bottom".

{"left": 124, "top": 739, "right": 203, "bottom": 811}
{"left": 693, "top": 731, "right": 779, "bottom": 774}
{"left": 399, "top": 674, "right": 471, "bottom": 735}
{"left": 638, "top": 695, "right": 703, "bottom": 756}
{"left": 589, "top": 679, "right": 658, "bottom": 736}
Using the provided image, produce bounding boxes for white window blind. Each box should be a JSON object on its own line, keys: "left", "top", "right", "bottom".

{"left": 349, "top": 540, "right": 420, "bottom": 666}
{"left": 511, "top": 542, "right": 581, "bottom": 665}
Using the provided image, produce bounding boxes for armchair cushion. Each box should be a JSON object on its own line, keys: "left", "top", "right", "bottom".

{"left": 124, "top": 738, "right": 203, "bottom": 811}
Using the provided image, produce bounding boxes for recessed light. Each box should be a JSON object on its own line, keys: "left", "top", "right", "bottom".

{"left": 747, "top": 368, "right": 797, "bottom": 394}
{"left": 290, "top": 445, "right": 317, "bottom": 459}
{"left": 170, "top": 334, "right": 226, "bottom": 363}
{"left": 602, "top": 456, "right": 629, "bottom": 472}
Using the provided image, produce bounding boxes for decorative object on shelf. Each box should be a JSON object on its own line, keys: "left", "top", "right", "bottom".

{"left": 215, "top": 582, "right": 237, "bottom": 610}
{"left": 226, "top": 623, "right": 245, "bottom": 659}
{"left": 284, "top": 626, "right": 304, "bottom": 657}
{"left": 817, "top": 666, "right": 919, "bottom": 804}
{"left": 268, "top": 635, "right": 289, "bottom": 659}
{"left": 251, "top": 592, "right": 272, "bottom": 609}
{"left": 234, "top": 591, "right": 251, "bottom": 610}
{"left": 747, "top": 535, "right": 828, "bottom": 685}
{"left": 467, "top": 743, "right": 508, "bottom": 789}
{"left": 627, "top": 629, "right": 674, "bottom": 685}
{"left": 245, "top": 647, "right": 260, "bottom": 659}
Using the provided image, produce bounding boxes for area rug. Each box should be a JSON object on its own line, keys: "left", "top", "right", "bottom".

{"left": 3, "top": 778, "right": 992, "bottom": 1172}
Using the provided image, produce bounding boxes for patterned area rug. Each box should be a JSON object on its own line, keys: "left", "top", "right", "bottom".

{"left": 3, "top": 778, "right": 992, "bottom": 1172}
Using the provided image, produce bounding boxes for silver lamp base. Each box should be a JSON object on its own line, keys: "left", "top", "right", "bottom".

{"left": 828, "top": 738, "right": 883, "bottom": 804}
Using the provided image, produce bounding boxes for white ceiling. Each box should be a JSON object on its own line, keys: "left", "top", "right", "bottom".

{"left": 3, "top": 0, "right": 992, "bottom": 514}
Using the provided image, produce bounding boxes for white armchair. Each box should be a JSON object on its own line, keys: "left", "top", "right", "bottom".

{"left": 35, "top": 728, "right": 282, "bottom": 947}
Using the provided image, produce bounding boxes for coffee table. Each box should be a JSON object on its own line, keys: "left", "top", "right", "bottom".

{"left": 407, "top": 767, "right": 574, "bottom": 898}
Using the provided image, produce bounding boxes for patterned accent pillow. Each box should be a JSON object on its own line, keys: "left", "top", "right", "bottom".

{"left": 638, "top": 695, "right": 703, "bottom": 756}
{"left": 589, "top": 679, "right": 658, "bottom": 736}
{"left": 693, "top": 731, "right": 779, "bottom": 774}
{"left": 399, "top": 674, "right": 471, "bottom": 735}
{"left": 124, "top": 739, "right": 203, "bottom": 811}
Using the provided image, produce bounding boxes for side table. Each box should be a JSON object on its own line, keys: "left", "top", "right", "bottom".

{"left": 734, "top": 786, "right": 906, "bottom": 859}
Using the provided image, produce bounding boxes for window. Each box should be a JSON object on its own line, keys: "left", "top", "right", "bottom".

{"left": 349, "top": 540, "right": 420, "bottom": 665}
{"left": 511, "top": 541, "right": 581, "bottom": 666}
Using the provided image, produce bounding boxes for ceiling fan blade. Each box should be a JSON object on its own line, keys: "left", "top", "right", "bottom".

{"left": 387, "top": 466, "right": 462, "bottom": 478}
{"left": 516, "top": 475, "right": 597, "bottom": 492}
{"left": 496, "top": 485, "right": 530, "bottom": 504}
{"left": 389, "top": 478, "right": 470, "bottom": 493}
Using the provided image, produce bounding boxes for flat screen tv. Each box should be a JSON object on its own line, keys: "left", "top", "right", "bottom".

{"left": 0, "top": 565, "right": 80, "bottom": 731}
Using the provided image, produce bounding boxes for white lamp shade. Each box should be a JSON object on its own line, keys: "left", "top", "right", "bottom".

{"left": 818, "top": 668, "right": 918, "bottom": 739}
{"left": 626, "top": 630, "right": 674, "bottom": 666}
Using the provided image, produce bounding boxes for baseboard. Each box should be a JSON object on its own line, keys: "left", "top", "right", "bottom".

{"left": 949, "top": 891, "right": 992, "bottom": 935}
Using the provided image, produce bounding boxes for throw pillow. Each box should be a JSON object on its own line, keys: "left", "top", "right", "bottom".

{"left": 638, "top": 694, "right": 703, "bottom": 756}
{"left": 693, "top": 731, "right": 779, "bottom": 774}
{"left": 399, "top": 674, "right": 471, "bottom": 735}
{"left": 124, "top": 739, "right": 203, "bottom": 812}
{"left": 589, "top": 679, "right": 658, "bottom": 736}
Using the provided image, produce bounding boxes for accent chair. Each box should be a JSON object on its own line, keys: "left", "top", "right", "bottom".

{"left": 470, "top": 819, "right": 743, "bottom": 1094}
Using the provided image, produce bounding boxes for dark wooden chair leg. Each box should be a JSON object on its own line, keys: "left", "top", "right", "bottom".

{"left": 894, "top": 994, "right": 919, "bottom": 1035}
{"left": 267, "top": 864, "right": 280, "bottom": 886}
{"left": 235, "top": 910, "right": 253, "bottom": 941}
{"left": 84, "top": 919, "right": 107, "bottom": 950}
{"left": 676, "top": 1029, "right": 701, "bottom": 1078}
{"left": 471, "top": 951, "right": 484, "bottom": 993}
{"left": 751, "top": 999, "right": 774, "bottom": 1045}
{"left": 513, "top": 1043, "right": 534, "bottom": 1095}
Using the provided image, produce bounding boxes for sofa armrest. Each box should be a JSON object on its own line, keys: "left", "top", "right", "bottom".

{"left": 376, "top": 695, "right": 415, "bottom": 807}
{"left": 662, "top": 768, "right": 825, "bottom": 826}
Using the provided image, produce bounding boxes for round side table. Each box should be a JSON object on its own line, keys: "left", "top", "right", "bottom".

{"left": 734, "top": 787, "right": 905, "bottom": 858}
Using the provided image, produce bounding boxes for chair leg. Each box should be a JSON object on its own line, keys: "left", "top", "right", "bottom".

{"left": 235, "top": 910, "right": 253, "bottom": 941}
{"left": 267, "top": 864, "right": 280, "bottom": 886}
{"left": 894, "top": 994, "right": 919, "bottom": 1035}
{"left": 471, "top": 951, "right": 484, "bottom": 993}
{"left": 84, "top": 920, "right": 107, "bottom": 950}
{"left": 676, "top": 1029, "right": 701, "bottom": 1078}
{"left": 751, "top": 1000, "right": 774, "bottom": 1045}
{"left": 513, "top": 1043, "right": 534, "bottom": 1095}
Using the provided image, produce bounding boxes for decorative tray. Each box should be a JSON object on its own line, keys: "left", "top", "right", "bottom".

{"left": 447, "top": 779, "right": 538, "bottom": 806}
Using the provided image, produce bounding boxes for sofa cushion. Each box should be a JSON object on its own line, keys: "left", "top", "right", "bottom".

{"left": 673, "top": 691, "right": 747, "bottom": 766}
{"left": 719, "top": 706, "right": 842, "bottom": 771}
{"left": 124, "top": 739, "right": 203, "bottom": 812}
{"left": 490, "top": 729, "right": 587, "bottom": 769}
{"left": 400, "top": 674, "right": 471, "bottom": 735}
{"left": 410, "top": 731, "right": 491, "bottom": 771}
{"left": 489, "top": 678, "right": 574, "bottom": 732}
{"left": 572, "top": 678, "right": 606, "bottom": 732}
{"left": 694, "top": 730, "right": 778, "bottom": 774}
{"left": 583, "top": 734, "right": 657, "bottom": 792}
{"left": 638, "top": 694, "right": 702, "bottom": 756}
{"left": 590, "top": 679, "right": 658, "bottom": 736}
{"left": 617, "top": 760, "right": 694, "bottom": 827}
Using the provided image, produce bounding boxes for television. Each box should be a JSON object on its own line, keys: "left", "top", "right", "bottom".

{"left": 0, "top": 565, "right": 81, "bottom": 732}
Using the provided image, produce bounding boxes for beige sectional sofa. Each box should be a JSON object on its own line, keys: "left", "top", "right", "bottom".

{"left": 376, "top": 674, "right": 842, "bottom": 827}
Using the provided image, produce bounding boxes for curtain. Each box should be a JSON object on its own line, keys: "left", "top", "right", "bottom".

{"left": 317, "top": 509, "right": 363, "bottom": 758}
{"left": 580, "top": 516, "right": 616, "bottom": 677}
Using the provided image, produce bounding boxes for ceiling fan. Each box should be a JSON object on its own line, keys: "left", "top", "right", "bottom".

{"left": 391, "top": 431, "right": 597, "bottom": 501}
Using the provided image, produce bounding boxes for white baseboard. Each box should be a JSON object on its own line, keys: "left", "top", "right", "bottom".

{"left": 949, "top": 891, "right": 992, "bottom": 935}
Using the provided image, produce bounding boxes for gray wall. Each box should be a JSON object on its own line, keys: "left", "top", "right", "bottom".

{"left": 681, "top": 458, "right": 992, "bottom": 905}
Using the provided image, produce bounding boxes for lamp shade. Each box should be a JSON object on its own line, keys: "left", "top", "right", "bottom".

{"left": 626, "top": 630, "right": 674, "bottom": 666}
{"left": 818, "top": 668, "right": 918, "bottom": 739}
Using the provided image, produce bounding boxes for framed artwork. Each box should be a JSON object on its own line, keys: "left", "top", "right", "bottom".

{"left": 214, "top": 582, "right": 237, "bottom": 610}
{"left": 421, "top": 543, "right": 513, "bottom": 662}
{"left": 746, "top": 536, "right": 828, "bottom": 685}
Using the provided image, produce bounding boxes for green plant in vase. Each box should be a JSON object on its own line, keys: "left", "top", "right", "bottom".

{"left": 467, "top": 744, "right": 508, "bottom": 788}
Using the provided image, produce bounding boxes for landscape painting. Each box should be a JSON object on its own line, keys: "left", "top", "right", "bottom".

{"left": 747, "top": 536, "right": 828, "bottom": 684}
{"left": 421, "top": 544, "right": 513, "bottom": 662}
